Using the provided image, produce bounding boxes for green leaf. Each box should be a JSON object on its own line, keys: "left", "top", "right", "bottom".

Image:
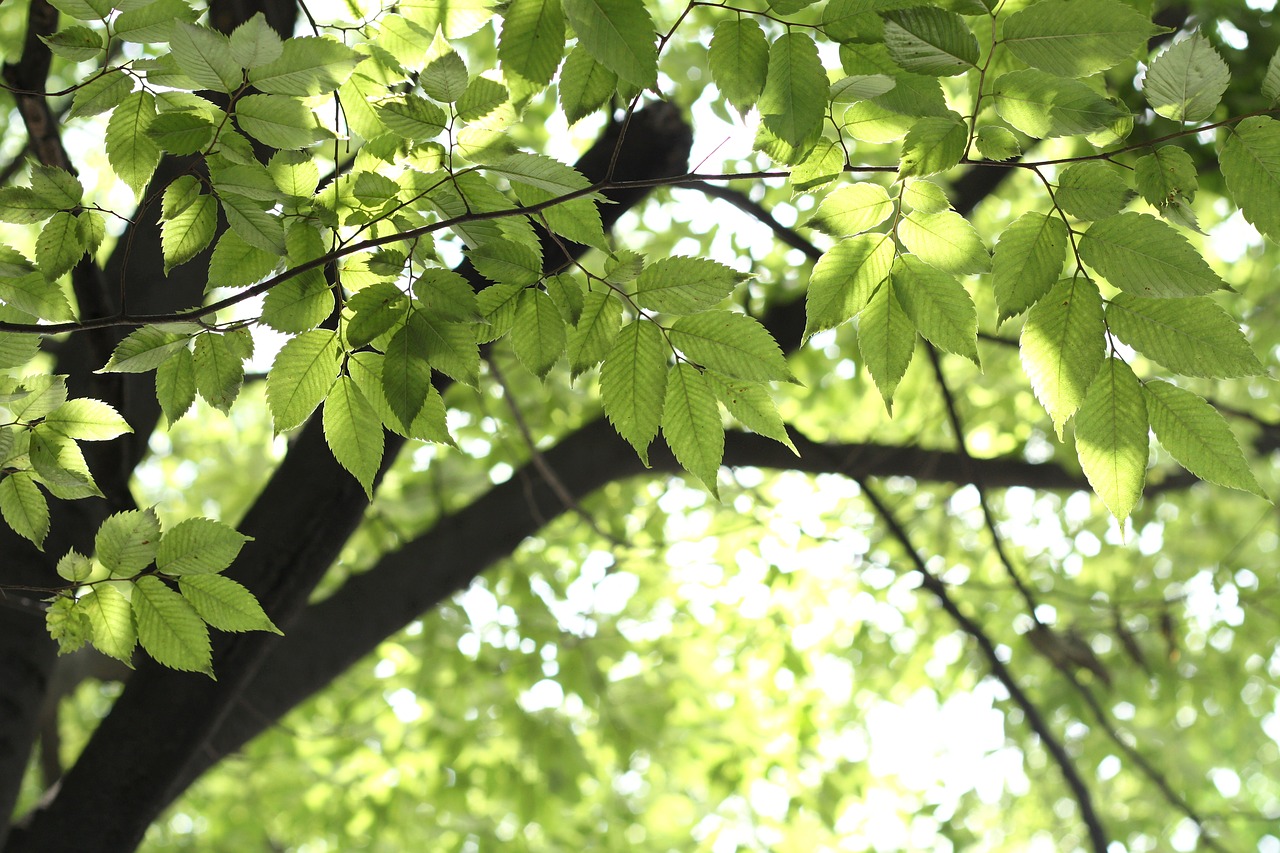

{"left": 499, "top": 0, "right": 565, "bottom": 86}
{"left": 346, "top": 282, "right": 408, "bottom": 348}
{"left": 1144, "top": 32, "right": 1229, "bottom": 122}
{"left": 416, "top": 310, "right": 481, "bottom": 385}
{"left": 96, "top": 508, "right": 162, "bottom": 576}
{"left": 236, "top": 94, "right": 330, "bottom": 150}
{"left": 248, "top": 36, "right": 363, "bottom": 96}
{"left": 266, "top": 329, "right": 340, "bottom": 432}
{"left": 82, "top": 585, "right": 136, "bottom": 664}
{"left": 1075, "top": 357, "right": 1147, "bottom": 522}
{"left": 703, "top": 370, "right": 797, "bottom": 454}
{"left": 558, "top": 45, "right": 617, "bottom": 124}
{"left": 69, "top": 68, "right": 133, "bottom": 119}
{"left": 489, "top": 152, "right": 591, "bottom": 196}
{"left": 1020, "top": 277, "right": 1105, "bottom": 438}
{"left": 229, "top": 12, "right": 284, "bottom": 68}
{"left": 413, "top": 269, "right": 480, "bottom": 322}
{"left": 662, "top": 363, "right": 724, "bottom": 497}
{"left": 830, "top": 74, "right": 896, "bottom": 103}
{"left": 601, "top": 319, "right": 667, "bottom": 464}
{"left": 1143, "top": 380, "right": 1264, "bottom": 496}
{"left": 57, "top": 549, "right": 94, "bottom": 582}
{"left": 170, "top": 22, "right": 242, "bottom": 93}
{"left": 422, "top": 51, "right": 469, "bottom": 102}
{"left": 898, "top": 210, "right": 989, "bottom": 275}
{"left": 1055, "top": 161, "right": 1133, "bottom": 220}
{"left": 113, "top": 0, "right": 199, "bottom": 43}
{"left": 131, "top": 575, "right": 212, "bottom": 675}
{"left": 106, "top": 91, "right": 161, "bottom": 198}
{"left": 759, "top": 32, "right": 827, "bottom": 149}
{"left": 633, "top": 257, "right": 744, "bottom": 314}
{"left": 381, "top": 318, "right": 434, "bottom": 429}
{"left": 1134, "top": 146, "right": 1197, "bottom": 209}
{"left": 993, "top": 69, "right": 1126, "bottom": 138}
{"left": 349, "top": 352, "right": 453, "bottom": 444}
{"left": 1002, "top": 0, "right": 1161, "bottom": 78}
{"left": 669, "top": 311, "right": 791, "bottom": 383}
{"left": 898, "top": 114, "right": 966, "bottom": 179}
{"left": 858, "top": 279, "right": 915, "bottom": 410}
{"left": 0, "top": 189, "right": 58, "bottom": 224}
{"left": 29, "top": 427, "right": 99, "bottom": 500}
{"left": 155, "top": 347, "right": 196, "bottom": 424}
{"left": 804, "top": 232, "right": 894, "bottom": 340}
{"left": 561, "top": 0, "right": 657, "bottom": 88}
{"left": 0, "top": 270, "right": 74, "bottom": 321}
{"left": 1263, "top": 47, "right": 1280, "bottom": 107}
{"left": 261, "top": 271, "right": 334, "bottom": 333}
{"left": 991, "top": 211, "right": 1067, "bottom": 321}
{"left": 30, "top": 165, "right": 83, "bottom": 210}
{"left": 161, "top": 194, "right": 215, "bottom": 274}
{"left": 709, "top": 18, "right": 769, "bottom": 116}
{"left": 807, "top": 182, "right": 893, "bottom": 236}
{"left": 156, "top": 516, "right": 251, "bottom": 576}
{"left": 974, "top": 125, "right": 1021, "bottom": 161}
{"left": 35, "top": 211, "right": 85, "bottom": 281}
{"left": 512, "top": 289, "right": 566, "bottom": 379}
{"left": 1106, "top": 293, "right": 1262, "bottom": 379}
{"left": 323, "top": 375, "right": 384, "bottom": 498}
{"left": 476, "top": 282, "right": 524, "bottom": 342}
{"left": 211, "top": 160, "right": 285, "bottom": 203}
{"left": 220, "top": 193, "right": 286, "bottom": 254}
{"left": 1221, "top": 116, "right": 1280, "bottom": 244}
{"left": 891, "top": 255, "right": 978, "bottom": 363}
{"left": 882, "top": 7, "right": 978, "bottom": 76}
{"left": 43, "top": 399, "right": 131, "bottom": 441}
{"left": 42, "top": 25, "right": 104, "bottom": 61}
{"left": 179, "top": 574, "right": 282, "bottom": 634}
{"left": 49, "top": 0, "right": 111, "bottom": 21}
{"left": 208, "top": 229, "right": 280, "bottom": 288}
{"left": 0, "top": 472, "right": 48, "bottom": 548}
{"left": 192, "top": 333, "right": 244, "bottom": 412}
{"left": 1078, "top": 212, "right": 1225, "bottom": 297}
{"left": 148, "top": 111, "right": 216, "bottom": 155}
{"left": 100, "top": 327, "right": 190, "bottom": 373}
{"left": 545, "top": 275, "right": 585, "bottom": 325}
{"left": 457, "top": 76, "right": 509, "bottom": 122}
{"left": 377, "top": 95, "right": 448, "bottom": 141}
{"left": 568, "top": 289, "right": 622, "bottom": 378}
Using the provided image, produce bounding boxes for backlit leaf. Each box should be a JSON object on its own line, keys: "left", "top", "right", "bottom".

{"left": 662, "top": 363, "right": 724, "bottom": 497}
{"left": 1106, "top": 293, "right": 1263, "bottom": 378}
{"left": 1075, "top": 357, "right": 1147, "bottom": 522}
{"left": 1078, "top": 212, "right": 1225, "bottom": 297}
{"left": 601, "top": 319, "right": 667, "bottom": 464}
{"left": 1020, "top": 277, "right": 1105, "bottom": 437}
{"left": 1144, "top": 380, "right": 1264, "bottom": 496}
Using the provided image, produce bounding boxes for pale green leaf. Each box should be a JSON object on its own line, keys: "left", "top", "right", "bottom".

{"left": 29, "top": 427, "right": 99, "bottom": 500}
{"left": 229, "top": 12, "right": 284, "bottom": 68}
{"left": 42, "top": 25, "right": 104, "bottom": 61}
{"left": 0, "top": 189, "right": 58, "bottom": 224}
{"left": 669, "top": 311, "right": 791, "bottom": 383}
{"left": 82, "top": 585, "right": 136, "bottom": 664}
{"left": 703, "top": 370, "right": 797, "bottom": 454}
{"left": 759, "top": 32, "right": 827, "bottom": 148}
{"left": 898, "top": 114, "right": 967, "bottom": 178}
{"left": 898, "top": 209, "right": 989, "bottom": 275}
{"left": 709, "top": 18, "right": 769, "bottom": 116}
{"left": 266, "top": 329, "right": 340, "bottom": 432}
{"left": 113, "top": 0, "right": 199, "bottom": 43}
{"left": 100, "top": 327, "right": 189, "bottom": 373}
{"left": 1002, "top": 0, "right": 1161, "bottom": 77}
{"left": 148, "top": 111, "right": 215, "bottom": 155}
{"left": 488, "top": 151, "right": 591, "bottom": 196}
{"left": 42, "top": 399, "right": 131, "bottom": 441}
{"left": 220, "top": 193, "right": 286, "bottom": 254}
{"left": 169, "top": 22, "right": 242, "bottom": 93}
{"left": 180, "top": 574, "right": 282, "bottom": 634}
{"left": 882, "top": 7, "right": 978, "bottom": 76}
{"left": 1144, "top": 32, "right": 1229, "bottom": 122}
{"left": 558, "top": 45, "right": 617, "bottom": 125}
{"left": 248, "top": 36, "right": 363, "bottom": 96}
{"left": 236, "top": 94, "right": 330, "bottom": 150}
{"left": 807, "top": 182, "right": 893, "bottom": 236}
{"left": 1144, "top": 380, "right": 1264, "bottom": 496}
{"left": 568, "top": 289, "right": 622, "bottom": 378}
{"left": 974, "top": 125, "right": 1021, "bottom": 161}
{"left": 457, "top": 77, "right": 509, "bottom": 122}
{"left": 1019, "top": 277, "right": 1105, "bottom": 438}
{"left": 561, "top": 0, "right": 657, "bottom": 88}
{"left": 35, "top": 211, "right": 85, "bottom": 281}
{"left": 601, "top": 319, "right": 667, "bottom": 464}
{"left": 192, "top": 332, "right": 244, "bottom": 412}
{"left": 132, "top": 575, "right": 212, "bottom": 675}
{"left": 1106, "top": 293, "right": 1263, "bottom": 378}
{"left": 161, "top": 193, "right": 216, "bottom": 274}
{"left": 0, "top": 472, "right": 48, "bottom": 548}
{"left": 30, "top": 165, "right": 83, "bottom": 210}
{"left": 858, "top": 279, "right": 915, "bottom": 411}
{"left": 56, "top": 550, "right": 94, "bottom": 582}
{"left": 633, "top": 257, "right": 744, "bottom": 314}
{"left": 69, "top": 68, "right": 133, "bottom": 119}
{"left": 1055, "top": 161, "right": 1133, "bottom": 220}
{"left": 662, "top": 363, "right": 724, "bottom": 497}
{"left": 830, "top": 74, "right": 896, "bottom": 103}
{"left": 512, "top": 289, "right": 566, "bottom": 379}
{"left": 1078, "top": 212, "right": 1225, "bottom": 297}
{"left": 804, "top": 232, "right": 894, "bottom": 340}
{"left": 106, "top": 91, "right": 161, "bottom": 198}
{"left": 208, "top": 228, "right": 280, "bottom": 288}
{"left": 545, "top": 275, "right": 585, "bottom": 325}
{"left": 991, "top": 211, "right": 1067, "bottom": 321}
{"left": 156, "top": 516, "right": 251, "bottom": 576}
{"left": 1134, "top": 145, "right": 1197, "bottom": 208}
{"left": 377, "top": 95, "right": 448, "bottom": 141}
{"left": 891, "top": 254, "right": 978, "bottom": 363}
{"left": 422, "top": 51, "right": 469, "bottom": 102}
{"left": 1263, "top": 47, "right": 1280, "bottom": 107}
{"left": 415, "top": 310, "right": 481, "bottom": 385}
{"left": 323, "top": 375, "right": 384, "bottom": 497}
{"left": 413, "top": 269, "right": 480, "bottom": 322}
{"left": 499, "top": 0, "right": 565, "bottom": 86}
{"left": 382, "top": 318, "right": 434, "bottom": 429}
{"left": 156, "top": 347, "right": 196, "bottom": 424}
{"left": 49, "top": 0, "right": 111, "bottom": 21}
{"left": 1075, "top": 357, "right": 1147, "bottom": 522}
{"left": 0, "top": 270, "right": 74, "bottom": 321}
{"left": 261, "top": 271, "right": 334, "bottom": 333}
{"left": 1220, "top": 116, "right": 1280, "bottom": 243}
{"left": 95, "top": 508, "right": 162, "bottom": 576}
{"left": 993, "top": 69, "right": 1127, "bottom": 138}
{"left": 349, "top": 352, "right": 453, "bottom": 444}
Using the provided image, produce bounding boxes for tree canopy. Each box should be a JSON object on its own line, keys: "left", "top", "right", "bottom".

{"left": 2, "top": 0, "right": 1280, "bottom": 849}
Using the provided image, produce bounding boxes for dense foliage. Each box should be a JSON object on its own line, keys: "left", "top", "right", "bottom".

{"left": 2, "top": 0, "right": 1280, "bottom": 849}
